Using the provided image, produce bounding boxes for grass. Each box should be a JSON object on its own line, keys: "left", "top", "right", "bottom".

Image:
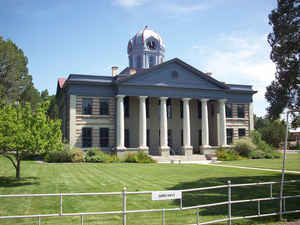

{"left": 0, "top": 155, "right": 299, "bottom": 225}
{"left": 220, "top": 153, "right": 300, "bottom": 171}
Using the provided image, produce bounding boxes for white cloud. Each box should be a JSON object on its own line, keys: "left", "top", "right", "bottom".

{"left": 194, "top": 33, "right": 276, "bottom": 116}
{"left": 112, "top": 0, "right": 147, "bottom": 8}
{"left": 162, "top": 2, "right": 211, "bottom": 14}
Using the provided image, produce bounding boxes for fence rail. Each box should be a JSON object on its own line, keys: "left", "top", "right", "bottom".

{"left": 0, "top": 179, "right": 299, "bottom": 225}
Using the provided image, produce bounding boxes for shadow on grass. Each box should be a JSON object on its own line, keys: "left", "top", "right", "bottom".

{"left": 0, "top": 176, "right": 40, "bottom": 187}
{"left": 170, "top": 173, "right": 300, "bottom": 223}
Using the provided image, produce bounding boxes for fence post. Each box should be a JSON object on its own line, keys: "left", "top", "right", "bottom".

{"left": 38, "top": 216, "right": 40, "bottom": 225}
{"left": 196, "top": 208, "right": 199, "bottom": 225}
{"left": 122, "top": 187, "right": 127, "bottom": 225}
{"left": 258, "top": 200, "right": 261, "bottom": 215}
{"left": 60, "top": 193, "right": 63, "bottom": 216}
{"left": 81, "top": 215, "right": 84, "bottom": 225}
{"left": 162, "top": 209, "right": 165, "bottom": 225}
{"left": 228, "top": 180, "right": 231, "bottom": 225}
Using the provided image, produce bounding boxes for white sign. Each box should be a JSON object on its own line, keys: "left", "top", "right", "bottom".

{"left": 152, "top": 191, "right": 182, "bottom": 201}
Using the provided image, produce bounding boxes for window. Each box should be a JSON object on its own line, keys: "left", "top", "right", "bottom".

{"left": 238, "top": 128, "right": 246, "bottom": 138}
{"left": 99, "top": 128, "right": 109, "bottom": 147}
{"left": 129, "top": 56, "right": 133, "bottom": 68}
{"left": 237, "top": 104, "right": 245, "bottom": 118}
{"left": 82, "top": 128, "right": 92, "bottom": 148}
{"left": 82, "top": 98, "right": 92, "bottom": 115}
{"left": 125, "top": 129, "right": 130, "bottom": 148}
{"left": 172, "top": 71, "right": 178, "bottom": 79}
{"left": 167, "top": 99, "right": 172, "bottom": 119}
{"left": 137, "top": 55, "right": 142, "bottom": 69}
{"left": 149, "top": 56, "right": 154, "bottom": 67}
{"left": 168, "top": 129, "right": 172, "bottom": 148}
{"left": 227, "top": 128, "right": 233, "bottom": 145}
{"left": 99, "top": 100, "right": 109, "bottom": 115}
{"left": 226, "top": 103, "right": 233, "bottom": 118}
{"left": 181, "top": 129, "right": 183, "bottom": 146}
{"left": 147, "top": 129, "right": 150, "bottom": 147}
{"left": 146, "top": 98, "right": 150, "bottom": 118}
{"left": 198, "top": 130, "right": 202, "bottom": 146}
{"left": 124, "top": 96, "right": 130, "bottom": 118}
{"left": 180, "top": 101, "right": 183, "bottom": 118}
{"left": 198, "top": 101, "right": 202, "bottom": 118}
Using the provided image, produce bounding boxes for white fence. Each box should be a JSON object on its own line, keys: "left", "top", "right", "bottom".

{"left": 0, "top": 180, "right": 300, "bottom": 225}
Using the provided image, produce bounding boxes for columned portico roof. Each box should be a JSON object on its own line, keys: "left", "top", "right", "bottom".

{"left": 56, "top": 58, "right": 256, "bottom": 103}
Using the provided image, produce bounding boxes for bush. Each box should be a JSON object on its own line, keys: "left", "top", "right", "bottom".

{"left": 85, "top": 148, "right": 117, "bottom": 163}
{"left": 249, "top": 149, "right": 266, "bottom": 159}
{"left": 44, "top": 145, "right": 72, "bottom": 163}
{"left": 216, "top": 148, "right": 241, "bottom": 161}
{"left": 124, "top": 151, "right": 156, "bottom": 163}
{"left": 234, "top": 138, "right": 256, "bottom": 157}
{"left": 71, "top": 148, "right": 85, "bottom": 163}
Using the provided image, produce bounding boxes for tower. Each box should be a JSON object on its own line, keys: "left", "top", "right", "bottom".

{"left": 127, "top": 26, "right": 165, "bottom": 69}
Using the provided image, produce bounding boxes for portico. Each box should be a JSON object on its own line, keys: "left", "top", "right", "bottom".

{"left": 115, "top": 95, "right": 229, "bottom": 156}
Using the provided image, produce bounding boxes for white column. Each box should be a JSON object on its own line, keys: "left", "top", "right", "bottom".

{"left": 182, "top": 98, "right": 192, "bottom": 147}
{"left": 139, "top": 96, "right": 148, "bottom": 149}
{"left": 219, "top": 99, "right": 227, "bottom": 147}
{"left": 116, "top": 95, "right": 125, "bottom": 149}
{"left": 69, "top": 95, "right": 76, "bottom": 148}
{"left": 201, "top": 98, "right": 210, "bottom": 148}
{"left": 160, "top": 97, "right": 168, "bottom": 148}
{"left": 249, "top": 102, "right": 254, "bottom": 131}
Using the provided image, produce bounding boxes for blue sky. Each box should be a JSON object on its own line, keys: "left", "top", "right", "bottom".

{"left": 1, "top": 0, "right": 277, "bottom": 116}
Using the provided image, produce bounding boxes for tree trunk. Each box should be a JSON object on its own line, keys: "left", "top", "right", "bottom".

{"left": 16, "top": 159, "right": 21, "bottom": 180}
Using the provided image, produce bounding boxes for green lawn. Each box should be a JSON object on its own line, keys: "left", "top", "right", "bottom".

{"left": 220, "top": 153, "right": 300, "bottom": 172}
{"left": 0, "top": 156, "right": 299, "bottom": 225}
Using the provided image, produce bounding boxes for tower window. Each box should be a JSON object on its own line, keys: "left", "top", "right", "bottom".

{"left": 136, "top": 55, "right": 142, "bottom": 69}
{"left": 129, "top": 56, "right": 133, "bottom": 68}
{"left": 149, "top": 56, "right": 154, "bottom": 67}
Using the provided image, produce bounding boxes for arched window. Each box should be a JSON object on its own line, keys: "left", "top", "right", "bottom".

{"left": 136, "top": 55, "right": 142, "bottom": 68}
{"left": 129, "top": 56, "right": 133, "bottom": 68}
{"left": 149, "top": 55, "right": 154, "bottom": 67}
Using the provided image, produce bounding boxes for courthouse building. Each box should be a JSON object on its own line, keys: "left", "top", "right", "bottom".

{"left": 56, "top": 27, "right": 256, "bottom": 157}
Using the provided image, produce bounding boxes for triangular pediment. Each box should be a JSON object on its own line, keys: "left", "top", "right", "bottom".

{"left": 118, "top": 58, "right": 228, "bottom": 90}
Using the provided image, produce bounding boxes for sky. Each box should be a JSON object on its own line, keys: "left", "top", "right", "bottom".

{"left": 1, "top": 0, "right": 278, "bottom": 116}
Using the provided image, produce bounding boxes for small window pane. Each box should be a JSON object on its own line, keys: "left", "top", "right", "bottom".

{"left": 198, "top": 101, "right": 202, "bottom": 118}
{"left": 124, "top": 97, "right": 130, "bottom": 118}
{"left": 100, "top": 128, "right": 109, "bottom": 147}
{"left": 82, "top": 128, "right": 92, "bottom": 148}
{"left": 82, "top": 98, "right": 92, "bottom": 115}
{"left": 125, "top": 129, "right": 130, "bottom": 148}
{"left": 238, "top": 104, "right": 245, "bottom": 118}
{"left": 100, "top": 100, "right": 109, "bottom": 115}
{"left": 227, "top": 128, "right": 233, "bottom": 144}
{"left": 167, "top": 99, "right": 172, "bottom": 119}
{"left": 238, "top": 128, "right": 246, "bottom": 138}
{"left": 226, "top": 103, "right": 233, "bottom": 118}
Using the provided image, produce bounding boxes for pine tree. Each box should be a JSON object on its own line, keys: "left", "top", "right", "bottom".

{"left": 265, "top": 0, "right": 300, "bottom": 119}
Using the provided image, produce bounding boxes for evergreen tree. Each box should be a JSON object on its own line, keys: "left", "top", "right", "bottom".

{"left": 266, "top": 0, "right": 300, "bottom": 119}
{"left": 0, "top": 36, "right": 32, "bottom": 103}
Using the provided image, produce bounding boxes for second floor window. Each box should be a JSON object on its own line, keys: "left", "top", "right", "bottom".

{"left": 237, "top": 104, "right": 245, "bottom": 118}
{"left": 167, "top": 99, "right": 172, "bottom": 119}
{"left": 99, "top": 100, "right": 109, "bottom": 115}
{"left": 226, "top": 103, "right": 233, "bottom": 118}
{"left": 82, "top": 98, "right": 92, "bottom": 115}
{"left": 124, "top": 96, "right": 130, "bottom": 118}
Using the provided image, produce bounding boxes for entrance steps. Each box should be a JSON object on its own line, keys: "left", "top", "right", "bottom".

{"left": 151, "top": 154, "right": 207, "bottom": 163}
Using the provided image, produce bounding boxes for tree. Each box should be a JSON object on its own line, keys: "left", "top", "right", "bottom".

{"left": 0, "top": 102, "right": 63, "bottom": 179}
{"left": 260, "top": 120, "right": 286, "bottom": 148}
{"left": 0, "top": 36, "right": 32, "bottom": 103}
{"left": 266, "top": 0, "right": 300, "bottom": 120}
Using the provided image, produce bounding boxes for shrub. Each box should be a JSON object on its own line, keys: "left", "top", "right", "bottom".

{"left": 71, "top": 148, "right": 85, "bottom": 163}
{"left": 249, "top": 149, "right": 266, "bottom": 159}
{"left": 234, "top": 138, "right": 256, "bottom": 157}
{"left": 44, "top": 145, "right": 72, "bottom": 163}
{"left": 85, "top": 148, "right": 117, "bottom": 163}
{"left": 124, "top": 151, "right": 156, "bottom": 163}
{"left": 216, "top": 148, "right": 241, "bottom": 161}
